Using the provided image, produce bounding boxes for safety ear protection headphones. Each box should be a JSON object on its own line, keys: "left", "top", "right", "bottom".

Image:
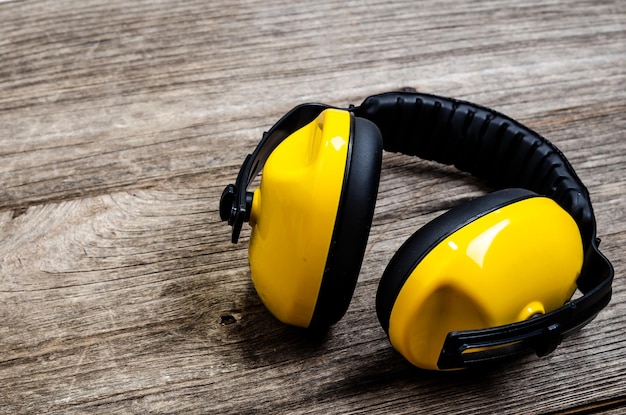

{"left": 220, "top": 91, "right": 614, "bottom": 370}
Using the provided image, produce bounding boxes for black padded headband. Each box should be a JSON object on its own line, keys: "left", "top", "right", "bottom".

{"left": 354, "top": 92, "right": 595, "bottom": 247}
{"left": 220, "top": 91, "right": 613, "bottom": 369}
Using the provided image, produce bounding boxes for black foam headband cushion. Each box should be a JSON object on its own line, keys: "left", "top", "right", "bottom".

{"left": 353, "top": 91, "right": 595, "bottom": 246}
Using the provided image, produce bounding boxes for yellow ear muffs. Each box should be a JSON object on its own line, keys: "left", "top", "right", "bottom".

{"left": 222, "top": 91, "right": 613, "bottom": 371}
{"left": 376, "top": 188, "right": 584, "bottom": 370}
{"left": 248, "top": 109, "right": 382, "bottom": 329}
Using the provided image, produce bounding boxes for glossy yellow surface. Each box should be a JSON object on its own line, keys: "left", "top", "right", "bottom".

{"left": 248, "top": 109, "right": 351, "bottom": 327}
{"left": 388, "top": 197, "right": 583, "bottom": 370}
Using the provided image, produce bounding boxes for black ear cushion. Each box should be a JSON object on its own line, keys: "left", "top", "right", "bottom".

{"left": 375, "top": 188, "right": 537, "bottom": 333}
{"left": 308, "top": 116, "right": 383, "bottom": 330}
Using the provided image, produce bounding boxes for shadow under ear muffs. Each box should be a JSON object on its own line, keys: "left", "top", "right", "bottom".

{"left": 220, "top": 91, "right": 614, "bottom": 370}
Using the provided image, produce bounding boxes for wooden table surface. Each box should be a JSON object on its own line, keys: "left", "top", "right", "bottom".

{"left": 1, "top": 0, "right": 624, "bottom": 413}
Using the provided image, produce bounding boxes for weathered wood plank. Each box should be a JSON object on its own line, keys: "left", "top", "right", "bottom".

{"left": 0, "top": 0, "right": 625, "bottom": 414}
{"left": 0, "top": 0, "right": 623, "bottom": 209}
{"left": 1, "top": 170, "right": 624, "bottom": 414}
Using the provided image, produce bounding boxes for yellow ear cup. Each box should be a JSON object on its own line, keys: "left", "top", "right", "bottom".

{"left": 247, "top": 109, "right": 351, "bottom": 327}
{"left": 247, "top": 109, "right": 382, "bottom": 329}
{"left": 377, "top": 189, "right": 583, "bottom": 370}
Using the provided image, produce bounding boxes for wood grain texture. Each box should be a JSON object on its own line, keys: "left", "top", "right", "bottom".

{"left": 0, "top": 0, "right": 624, "bottom": 413}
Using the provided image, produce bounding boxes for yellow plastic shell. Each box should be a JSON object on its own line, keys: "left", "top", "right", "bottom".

{"left": 247, "top": 109, "right": 351, "bottom": 328}
{"left": 388, "top": 197, "right": 583, "bottom": 370}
